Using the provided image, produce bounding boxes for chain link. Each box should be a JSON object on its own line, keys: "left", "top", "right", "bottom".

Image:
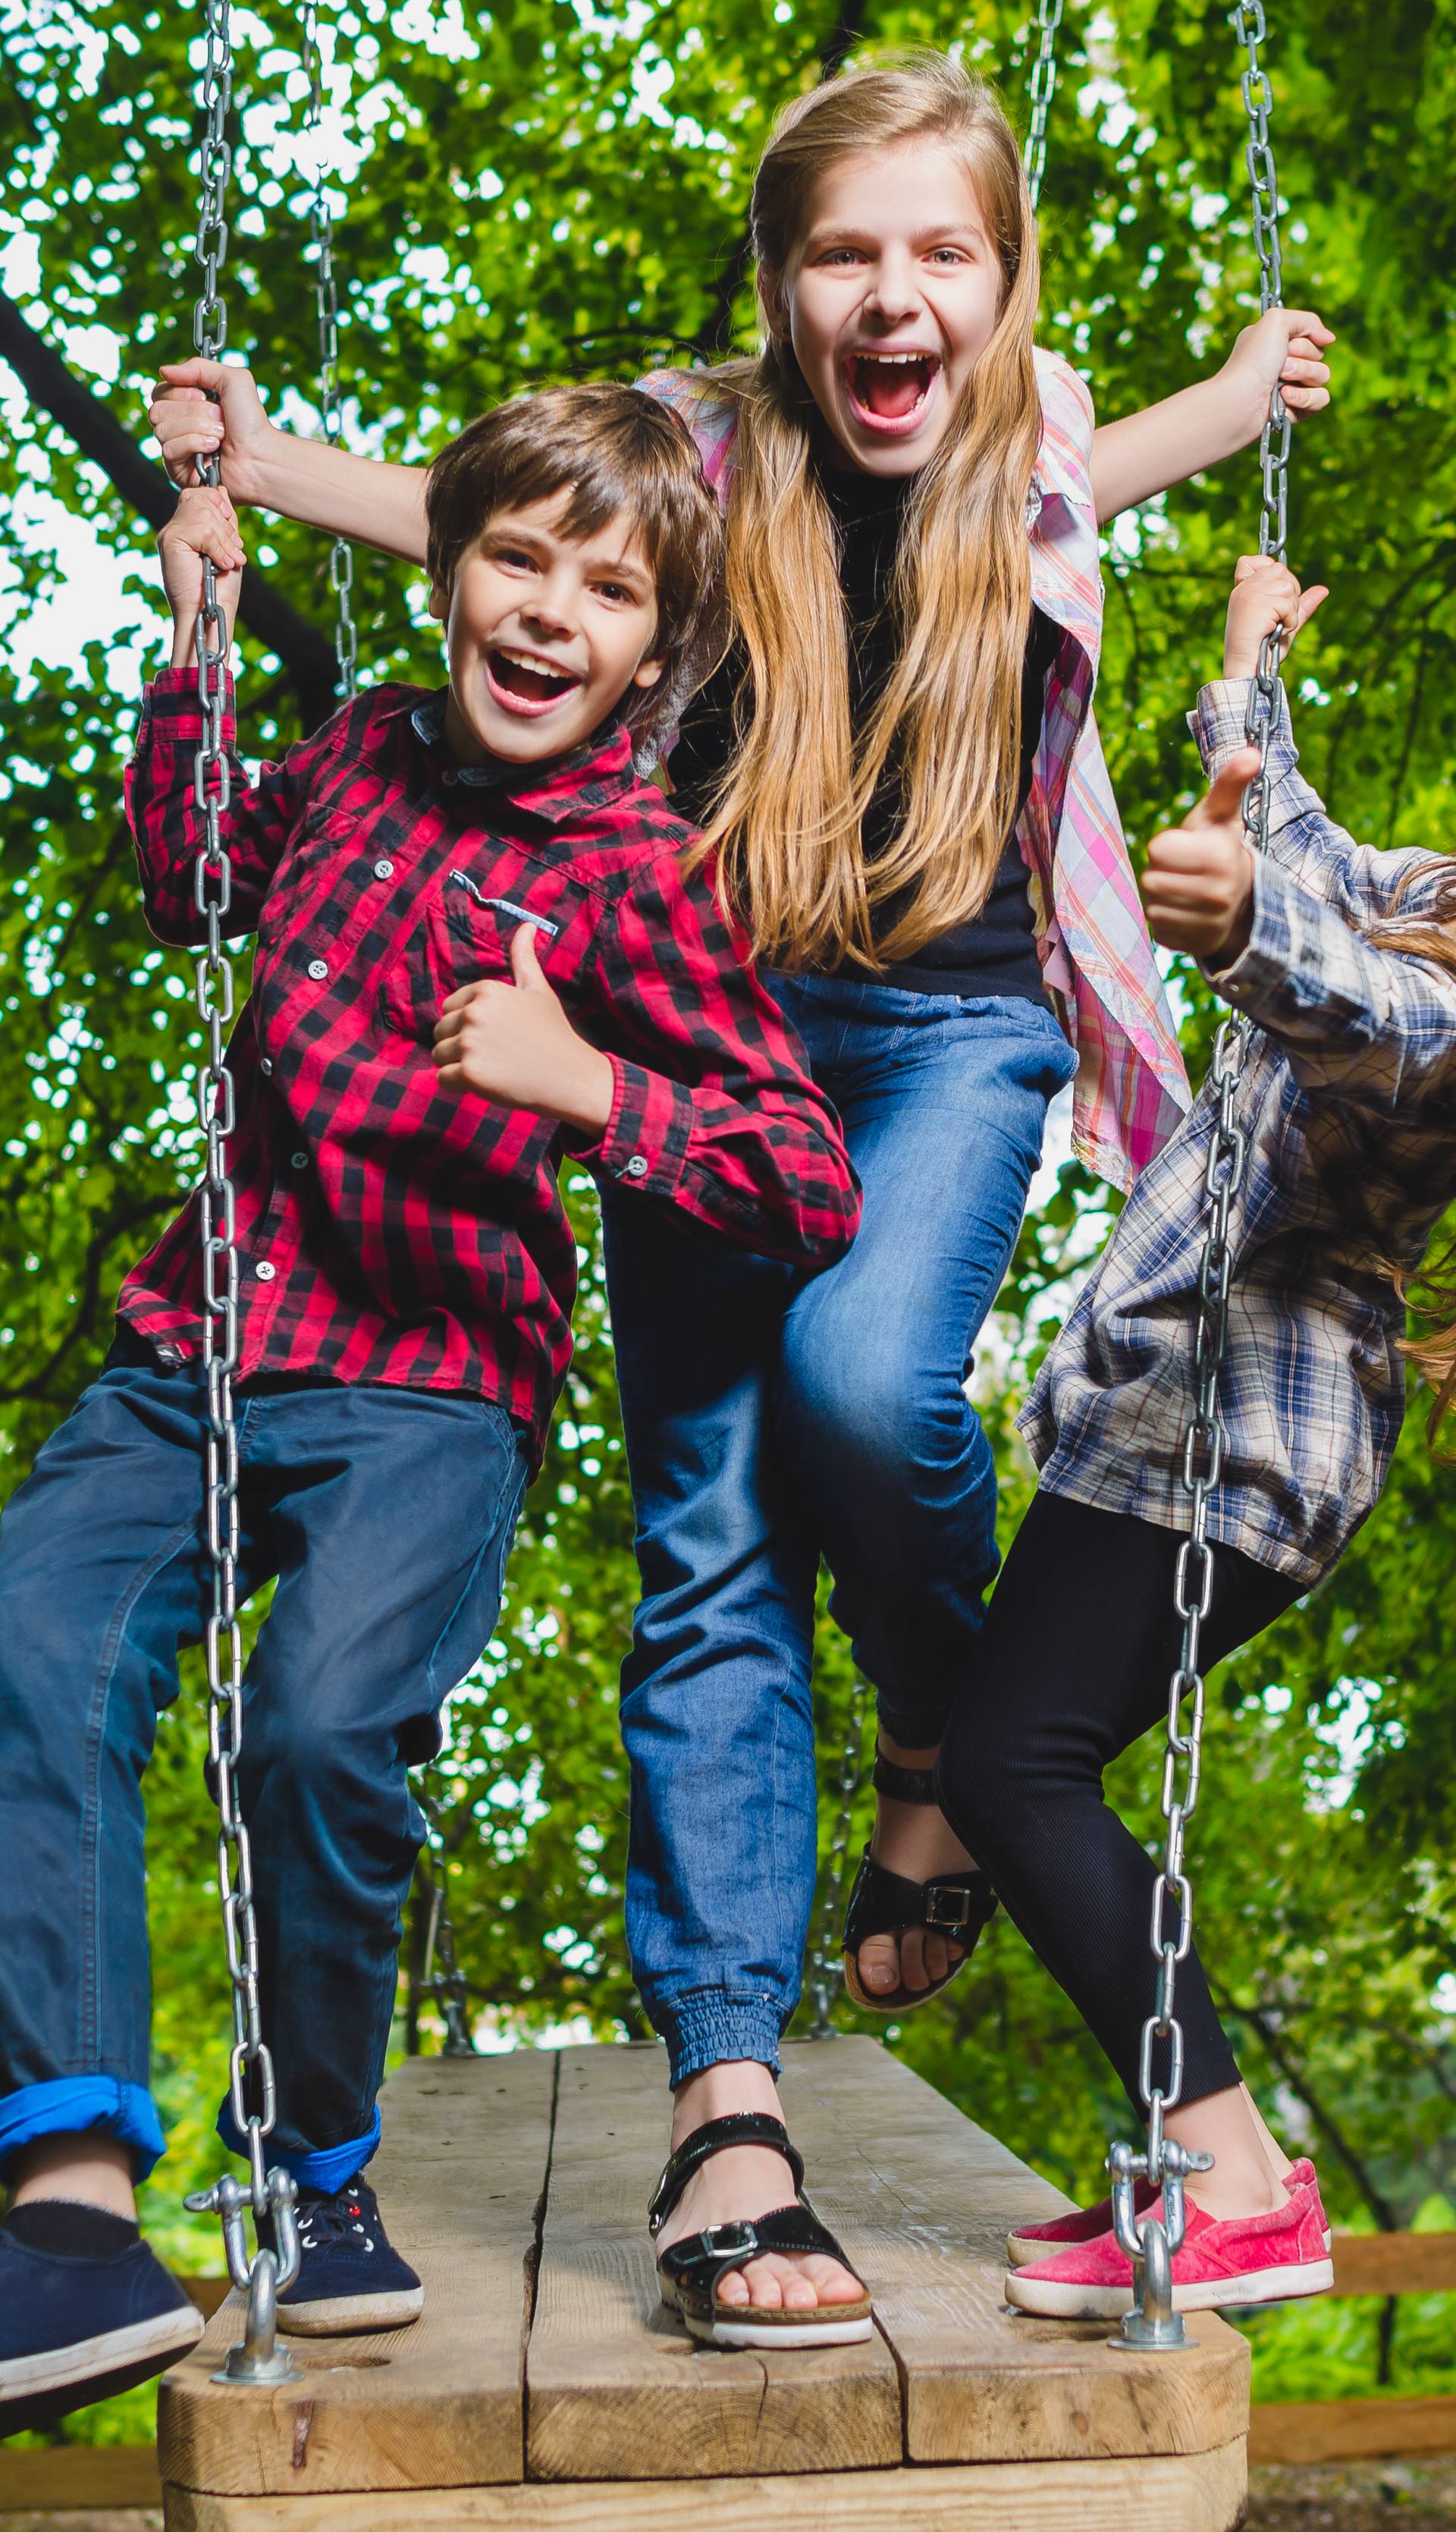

{"left": 1022, "top": 0, "right": 1065, "bottom": 213}
{"left": 419, "top": 1786, "right": 479, "bottom": 2056}
{"left": 1110, "top": 0, "right": 1292, "bottom": 2345}
{"left": 300, "top": 2, "right": 356, "bottom": 699}
{"left": 180, "top": 1, "right": 300, "bottom": 2364}
{"left": 807, "top": 1674, "right": 871, "bottom": 2036}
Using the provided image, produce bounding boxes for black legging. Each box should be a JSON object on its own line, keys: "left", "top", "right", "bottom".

{"left": 936, "top": 1491, "right": 1301, "bottom": 2113}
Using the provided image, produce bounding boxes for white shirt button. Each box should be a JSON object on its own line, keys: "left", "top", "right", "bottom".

{"left": 624, "top": 1155, "right": 649, "bottom": 1179}
{"left": 307, "top": 957, "right": 328, "bottom": 982}
{"left": 256, "top": 1261, "right": 277, "bottom": 1281}
{"left": 290, "top": 1151, "right": 308, "bottom": 1171}
{"left": 373, "top": 859, "right": 394, "bottom": 881}
{"left": 259, "top": 1058, "right": 273, "bottom": 1076}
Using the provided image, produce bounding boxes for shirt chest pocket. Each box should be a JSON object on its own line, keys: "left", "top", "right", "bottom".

{"left": 381, "top": 866, "right": 590, "bottom": 1045}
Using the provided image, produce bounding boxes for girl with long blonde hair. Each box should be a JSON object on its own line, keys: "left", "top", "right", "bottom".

{"left": 151, "top": 47, "right": 1334, "bottom": 2345}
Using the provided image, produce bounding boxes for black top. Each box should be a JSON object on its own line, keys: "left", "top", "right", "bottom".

{"left": 668, "top": 456, "right": 1059, "bottom": 1003}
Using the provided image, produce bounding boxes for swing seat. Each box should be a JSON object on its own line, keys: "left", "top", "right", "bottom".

{"left": 158, "top": 2037, "right": 1249, "bottom": 2530}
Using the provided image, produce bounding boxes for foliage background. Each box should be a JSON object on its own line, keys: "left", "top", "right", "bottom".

{"left": 2, "top": 0, "right": 1454, "bottom": 2439}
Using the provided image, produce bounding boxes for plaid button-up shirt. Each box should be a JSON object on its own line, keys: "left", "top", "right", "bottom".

{"left": 638, "top": 350, "right": 1191, "bottom": 1193}
{"left": 121, "top": 673, "right": 859, "bottom": 1471}
{"left": 1023, "top": 680, "right": 1456, "bottom": 1585}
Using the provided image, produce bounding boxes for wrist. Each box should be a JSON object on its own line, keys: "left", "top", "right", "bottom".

{"left": 1210, "top": 357, "right": 1267, "bottom": 462}
{"left": 231, "top": 423, "right": 287, "bottom": 509}
{"left": 553, "top": 1045, "right": 615, "bottom": 1136}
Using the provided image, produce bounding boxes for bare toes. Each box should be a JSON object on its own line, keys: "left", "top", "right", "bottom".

{"left": 742, "top": 2257, "right": 786, "bottom": 2310}
{"left": 857, "top": 1932, "right": 901, "bottom": 1993}
{"left": 899, "top": 1927, "right": 931, "bottom": 1991}
{"left": 799, "top": 2253, "right": 864, "bottom": 2306}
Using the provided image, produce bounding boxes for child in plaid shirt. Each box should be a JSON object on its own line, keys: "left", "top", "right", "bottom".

{"left": 0, "top": 384, "right": 857, "bottom": 2423}
{"left": 938, "top": 552, "right": 1456, "bottom": 2320}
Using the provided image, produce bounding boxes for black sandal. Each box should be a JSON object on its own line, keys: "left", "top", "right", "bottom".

{"left": 841, "top": 1751, "right": 997, "bottom": 2014}
{"left": 648, "top": 2111, "right": 873, "bottom": 2348}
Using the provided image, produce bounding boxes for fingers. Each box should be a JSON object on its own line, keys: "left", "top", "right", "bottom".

{"left": 155, "top": 357, "right": 233, "bottom": 389}
{"left": 165, "top": 485, "right": 246, "bottom": 570}
{"left": 1281, "top": 309, "right": 1336, "bottom": 349}
{"left": 1180, "top": 750, "right": 1260, "bottom": 834}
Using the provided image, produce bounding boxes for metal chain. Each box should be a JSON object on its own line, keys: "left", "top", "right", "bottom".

{"left": 300, "top": 1, "right": 356, "bottom": 700}
{"left": 1110, "top": 0, "right": 1291, "bottom": 2351}
{"left": 807, "top": 1674, "right": 871, "bottom": 2036}
{"left": 419, "top": 1787, "right": 479, "bottom": 2056}
{"left": 180, "top": 0, "right": 300, "bottom": 2384}
{"left": 1022, "top": 0, "right": 1065, "bottom": 213}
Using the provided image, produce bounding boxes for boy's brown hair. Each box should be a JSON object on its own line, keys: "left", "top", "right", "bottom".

{"left": 425, "top": 383, "right": 725, "bottom": 733}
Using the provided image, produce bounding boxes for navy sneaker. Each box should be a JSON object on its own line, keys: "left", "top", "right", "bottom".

{"left": 0, "top": 2229, "right": 202, "bottom": 2432}
{"left": 268, "top": 2175, "right": 422, "bottom": 2335}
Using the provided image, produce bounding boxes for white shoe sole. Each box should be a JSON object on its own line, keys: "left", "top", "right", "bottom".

{"left": 1006, "top": 2254, "right": 1334, "bottom": 2320}
{"left": 682, "top": 2307, "right": 875, "bottom": 2350}
{"left": 278, "top": 2286, "right": 423, "bottom": 2336}
{"left": 0, "top": 2302, "right": 203, "bottom": 2400}
{"left": 1006, "top": 2221, "right": 1332, "bottom": 2269}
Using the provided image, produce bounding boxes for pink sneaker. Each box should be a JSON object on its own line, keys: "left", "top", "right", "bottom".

{"left": 1009, "top": 2158, "right": 1329, "bottom": 2269}
{"left": 1005, "top": 2171, "right": 1333, "bottom": 2319}
{"left": 1007, "top": 2179, "right": 1158, "bottom": 2267}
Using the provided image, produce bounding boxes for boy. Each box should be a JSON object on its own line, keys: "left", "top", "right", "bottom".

{"left": 0, "top": 384, "right": 858, "bottom": 2417}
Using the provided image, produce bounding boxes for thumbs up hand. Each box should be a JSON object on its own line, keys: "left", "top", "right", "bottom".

{"left": 1141, "top": 749, "right": 1262, "bottom": 967}
{"left": 431, "top": 922, "right": 614, "bottom": 1131}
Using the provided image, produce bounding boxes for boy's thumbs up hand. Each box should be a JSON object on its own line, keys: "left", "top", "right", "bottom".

{"left": 1141, "top": 749, "right": 1260, "bottom": 968}
{"left": 431, "top": 923, "right": 615, "bottom": 1132}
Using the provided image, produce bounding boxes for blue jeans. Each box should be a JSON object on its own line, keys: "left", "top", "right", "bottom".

{"left": 603, "top": 975, "right": 1076, "bottom": 2084}
{"left": 0, "top": 1339, "right": 526, "bottom": 2186}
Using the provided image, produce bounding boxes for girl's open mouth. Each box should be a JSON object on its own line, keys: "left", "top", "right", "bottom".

{"left": 485, "top": 648, "right": 582, "bottom": 717}
{"left": 842, "top": 350, "right": 940, "bottom": 436}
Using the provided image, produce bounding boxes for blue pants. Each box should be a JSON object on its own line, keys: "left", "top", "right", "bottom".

{"left": 603, "top": 975, "right": 1076, "bottom": 2084}
{"left": 0, "top": 1338, "right": 526, "bottom": 2186}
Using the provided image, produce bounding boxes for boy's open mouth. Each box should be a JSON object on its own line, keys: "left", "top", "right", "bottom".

{"left": 842, "top": 350, "right": 940, "bottom": 434}
{"left": 485, "top": 647, "right": 582, "bottom": 716}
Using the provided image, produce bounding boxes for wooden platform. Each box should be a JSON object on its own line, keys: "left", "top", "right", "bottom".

{"left": 158, "top": 2037, "right": 1250, "bottom": 2530}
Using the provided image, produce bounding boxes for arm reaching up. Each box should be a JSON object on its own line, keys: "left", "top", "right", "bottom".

{"left": 1089, "top": 308, "right": 1334, "bottom": 524}
{"left": 149, "top": 358, "right": 429, "bottom": 564}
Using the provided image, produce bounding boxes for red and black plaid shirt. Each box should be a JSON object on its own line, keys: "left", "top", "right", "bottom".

{"left": 121, "top": 673, "right": 858, "bottom": 1469}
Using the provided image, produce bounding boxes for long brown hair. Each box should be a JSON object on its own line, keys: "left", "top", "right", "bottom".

{"left": 687, "top": 52, "right": 1043, "bottom": 972}
{"left": 1379, "top": 865, "right": 1456, "bottom": 1437}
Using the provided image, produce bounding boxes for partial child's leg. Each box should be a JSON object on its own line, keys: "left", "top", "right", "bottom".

{"left": 602, "top": 1184, "right": 862, "bottom": 2320}
{"left": 0, "top": 1342, "right": 262, "bottom": 2414}
{"left": 937, "top": 1491, "right": 1320, "bottom": 2269}
{"left": 229, "top": 1381, "right": 527, "bottom": 2330}
{"left": 774, "top": 985, "right": 1077, "bottom": 2002}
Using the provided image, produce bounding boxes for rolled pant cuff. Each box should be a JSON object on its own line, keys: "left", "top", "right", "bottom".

{"left": 649, "top": 1990, "right": 788, "bottom": 2089}
{"left": 216, "top": 2100, "right": 382, "bottom": 2193}
{"left": 875, "top": 1689, "right": 958, "bottom": 1751}
{"left": 0, "top": 2076, "right": 167, "bottom": 2180}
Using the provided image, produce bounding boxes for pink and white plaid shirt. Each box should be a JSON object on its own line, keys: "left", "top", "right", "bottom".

{"left": 637, "top": 352, "right": 1190, "bottom": 1192}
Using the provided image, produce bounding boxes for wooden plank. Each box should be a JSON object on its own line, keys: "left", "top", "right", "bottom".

{"left": 1329, "top": 2233, "right": 1456, "bottom": 2297}
{"left": 164, "top": 2436, "right": 1248, "bottom": 2530}
{"left": 774, "top": 2037, "right": 1250, "bottom": 2467}
{"left": 160, "top": 2049, "right": 555, "bottom": 2498}
{"left": 0, "top": 2442, "right": 162, "bottom": 2511}
{"left": 525, "top": 2040, "right": 902, "bottom": 2482}
{"left": 1249, "top": 2393, "right": 1456, "bottom": 2466}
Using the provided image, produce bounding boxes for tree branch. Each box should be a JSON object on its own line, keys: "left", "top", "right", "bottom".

{"left": 688, "top": 0, "right": 877, "bottom": 360}
{"left": 0, "top": 285, "right": 341, "bottom": 734}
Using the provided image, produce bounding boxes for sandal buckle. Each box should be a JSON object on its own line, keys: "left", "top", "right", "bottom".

{"left": 924, "top": 1887, "right": 975, "bottom": 1930}
{"left": 701, "top": 2220, "right": 758, "bottom": 2257}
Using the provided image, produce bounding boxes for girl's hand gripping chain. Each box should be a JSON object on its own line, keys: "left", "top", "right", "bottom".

{"left": 1141, "top": 558, "right": 1326, "bottom": 965}
{"left": 1219, "top": 308, "right": 1335, "bottom": 438}
{"left": 158, "top": 484, "right": 246, "bottom": 668}
{"left": 431, "top": 922, "right": 615, "bottom": 1133}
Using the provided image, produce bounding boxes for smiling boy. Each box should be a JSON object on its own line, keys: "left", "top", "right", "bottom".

{"left": 0, "top": 384, "right": 858, "bottom": 2423}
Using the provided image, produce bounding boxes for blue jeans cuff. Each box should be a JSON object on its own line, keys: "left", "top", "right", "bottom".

{"left": 216, "top": 2100, "right": 382, "bottom": 2194}
{"left": 0, "top": 2077, "right": 167, "bottom": 2180}
{"left": 649, "top": 1990, "right": 787, "bottom": 2089}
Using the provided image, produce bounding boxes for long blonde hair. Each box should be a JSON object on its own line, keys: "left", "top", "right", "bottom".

{"left": 1376, "top": 867, "right": 1456, "bottom": 1440}
{"left": 691, "top": 52, "right": 1043, "bottom": 972}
